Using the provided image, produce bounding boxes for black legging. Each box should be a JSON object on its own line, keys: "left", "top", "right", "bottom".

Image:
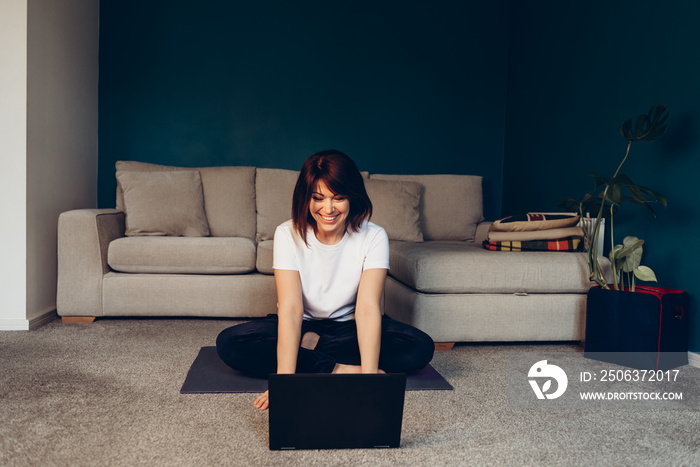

{"left": 216, "top": 314, "right": 435, "bottom": 378}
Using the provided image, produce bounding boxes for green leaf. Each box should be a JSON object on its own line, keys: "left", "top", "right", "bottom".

{"left": 589, "top": 173, "right": 610, "bottom": 189}
{"left": 614, "top": 238, "right": 644, "bottom": 261}
{"left": 635, "top": 114, "right": 646, "bottom": 138}
{"left": 638, "top": 105, "right": 669, "bottom": 141}
{"left": 621, "top": 119, "right": 634, "bottom": 140}
{"left": 621, "top": 237, "right": 643, "bottom": 272}
{"left": 610, "top": 183, "right": 622, "bottom": 205}
{"left": 650, "top": 105, "right": 669, "bottom": 127}
{"left": 609, "top": 245, "right": 626, "bottom": 274}
{"left": 619, "top": 195, "right": 647, "bottom": 207}
{"left": 623, "top": 236, "right": 640, "bottom": 245}
{"left": 622, "top": 105, "right": 669, "bottom": 141}
{"left": 644, "top": 126, "right": 668, "bottom": 141}
{"left": 612, "top": 174, "right": 634, "bottom": 185}
{"left": 639, "top": 186, "right": 667, "bottom": 207}
{"left": 625, "top": 185, "right": 655, "bottom": 204}
{"left": 634, "top": 265, "right": 658, "bottom": 282}
{"left": 641, "top": 201, "right": 659, "bottom": 218}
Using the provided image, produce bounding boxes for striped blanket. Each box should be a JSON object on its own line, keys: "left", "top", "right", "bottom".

{"left": 482, "top": 237, "right": 583, "bottom": 252}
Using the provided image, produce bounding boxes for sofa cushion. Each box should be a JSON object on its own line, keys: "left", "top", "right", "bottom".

{"left": 370, "top": 174, "right": 483, "bottom": 242}
{"left": 256, "top": 239, "right": 274, "bottom": 275}
{"left": 115, "top": 161, "right": 256, "bottom": 239}
{"left": 255, "top": 168, "right": 299, "bottom": 242}
{"left": 116, "top": 170, "right": 210, "bottom": 237}
{"left": 388, "top": 240, "right": 601, "bottom": 294}
{"left": 364, "top": 178, "right": 423, "bottom": 242}
{"left": 108, "top": 236, "right": 256, "bottom": 274}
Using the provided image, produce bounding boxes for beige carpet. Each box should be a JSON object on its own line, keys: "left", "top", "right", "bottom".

{"left": 1, "top": 317, "right": 699, "bottom": 466}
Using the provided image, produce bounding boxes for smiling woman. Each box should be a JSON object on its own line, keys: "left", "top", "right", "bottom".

{"left": 291, "top": 150, "right": 373, "bottom": 246}
{"left": 309, "top": 181, "right": 349, "bottom": 245}
{"left": 215, "top": 149, "right": 435, "bottom": 411}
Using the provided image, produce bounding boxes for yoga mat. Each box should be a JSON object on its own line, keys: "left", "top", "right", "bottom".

{"left": 180, "top": 346, "right": 453, "bottom": 394}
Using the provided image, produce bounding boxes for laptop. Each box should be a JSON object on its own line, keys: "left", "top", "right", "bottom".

{"left": 268, "top": 373, "right": 407, "bottom": 450}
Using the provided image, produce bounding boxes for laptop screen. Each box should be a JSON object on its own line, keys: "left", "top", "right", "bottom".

{"left": 268, "top": 373, "right": 407, "bottom": 450}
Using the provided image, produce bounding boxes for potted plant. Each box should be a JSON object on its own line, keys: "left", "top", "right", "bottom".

{"left": 565, "top": 105, "right": 688, "bottom": 370}
{"left": 564, "top": 104, "right": 668, "bottom": 288}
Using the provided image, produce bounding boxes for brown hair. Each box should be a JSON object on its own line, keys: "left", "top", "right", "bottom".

{"left": 291, "top": 149, "right": 372, "bottom": 245}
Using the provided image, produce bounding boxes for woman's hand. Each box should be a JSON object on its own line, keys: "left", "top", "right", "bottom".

{"left": 254, "top": 390, "right": 269, "bottom": 411}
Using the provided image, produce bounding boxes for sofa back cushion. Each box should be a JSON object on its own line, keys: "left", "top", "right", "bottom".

{"left": 364, "top": 178, "right": 423, "bottom": 242}
{"left": 116, "top": 170, "right": 210, "bottom": 237}
{"left": 115, "top": 161, "right": 256, "bottom": 239}
{"left": 254, "top": 168, "right": 299, "bottom": 242}
{"left": 370, "top": 174, "right": 483, "bottom": 242}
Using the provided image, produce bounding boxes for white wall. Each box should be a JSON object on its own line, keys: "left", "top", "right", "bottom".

{"left": 0, "top": 0, "right": 98, "bottom": 330}
{"left": 0, "top": 0, "right": 29, "bottom": 329}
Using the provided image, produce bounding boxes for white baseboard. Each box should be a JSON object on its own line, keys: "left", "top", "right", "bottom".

{"left": 0, "top": 319, "right": 30, "bottom": 331}
{"left": 688, "top": 351, "right": 700, "bottom": 368}
{"left": 0, "top": 307, "right": 57, "bottom": 331}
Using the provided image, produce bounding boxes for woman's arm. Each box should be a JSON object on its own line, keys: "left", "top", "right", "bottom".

{"left": 355, "top": 268, "right": 387, "bottom": 373}
{"left": 254, "top": 269, "right": 303, "bottom": 411}
{"left": 274, "top": 269, "right": 304, "bottom": 374}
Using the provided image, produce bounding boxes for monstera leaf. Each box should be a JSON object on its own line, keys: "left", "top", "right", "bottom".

{"left": 621, "top": 105, "right": 669, "bottom": 142}
{"left": 588, "top": 173, "right": 667, "bottom": 215}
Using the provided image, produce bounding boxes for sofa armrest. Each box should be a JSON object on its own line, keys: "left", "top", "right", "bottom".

{"left": 57, "top": 209, "right": 125, "bottom": 317}
{"left": 473, "top": 221, "right": 492, "bottom": 245}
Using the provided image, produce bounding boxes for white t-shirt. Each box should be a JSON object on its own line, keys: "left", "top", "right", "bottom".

{"left": 273, "top": 219, "right": 390, "bottom": 322}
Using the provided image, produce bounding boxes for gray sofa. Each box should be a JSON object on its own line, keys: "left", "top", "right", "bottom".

{"left": 57, "top": 161, "right": 602, "bottom": 345}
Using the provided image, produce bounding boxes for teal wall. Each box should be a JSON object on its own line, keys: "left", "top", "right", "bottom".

{"left": 99, "top": 0, "right": 699, "bottom": 352}
{"left": 504, "top": 1, "right": 700, "bottom": 351}
{"left": 98, "top": 0, "right": 509, "bottom": 219}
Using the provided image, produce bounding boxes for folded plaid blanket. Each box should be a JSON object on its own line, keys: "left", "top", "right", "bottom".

{"left": 487, "top": 226, "right": 584, "bottom": 242}
{"left": 490, "top": 213, "right": 580, "bottom": 232}
{"left": 482, "top": 236, "right": 583, "bottom": 252}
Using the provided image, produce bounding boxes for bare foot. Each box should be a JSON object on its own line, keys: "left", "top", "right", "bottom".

{"left": 332, "top": 364, "right": 387, "bottom": 374}
{"left": 301, "top": 332, "right": 320, "bottom": 350}
{"left": 254, "top": 390, "right": 269, "bottom": 411}
{"left": 332, "top": 363, "right": 362, "bottom": 374}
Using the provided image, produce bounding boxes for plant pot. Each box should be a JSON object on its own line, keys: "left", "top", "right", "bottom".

{"left": 584, "top": 286, "right": 688, "bottom": 370}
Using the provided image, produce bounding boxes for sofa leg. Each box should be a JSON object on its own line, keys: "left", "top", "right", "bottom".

{"left": 434, "top": 342, "right": 455, "bottom": 351}
{"left": 61, "top": 316, "right": 96, "bottom": 324}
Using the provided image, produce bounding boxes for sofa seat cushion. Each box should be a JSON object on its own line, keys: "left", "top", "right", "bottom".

{"left": 389, "top": 240, "right": 601, "bottom": 294}
{"left": 108, "top": 237, "right": 256, "bottom": 274}
{"left": 256, "top": 240, "right": 274, "bottom": 275}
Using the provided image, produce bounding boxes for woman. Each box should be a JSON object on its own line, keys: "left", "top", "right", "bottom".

{"left": 216, "top": 149, "right": 434, "bottom": 410}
